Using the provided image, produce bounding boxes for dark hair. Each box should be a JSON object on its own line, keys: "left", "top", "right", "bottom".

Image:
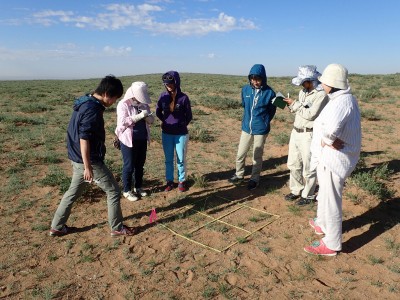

{"left": 94, "top": 75, "right": 123, "bottom": 98}
{"left": 329, "top": 87, "right": 341, "bottom": 94}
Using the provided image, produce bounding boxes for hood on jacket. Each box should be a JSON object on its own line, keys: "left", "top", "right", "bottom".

{"left": 73, "top": 94, "right": 102, "bottom": 111}
{"left": 248, "top": 64, "right": 267, "bottom": 88}
{"left": 163, "top": 71, "right": 182, "bottom": 93}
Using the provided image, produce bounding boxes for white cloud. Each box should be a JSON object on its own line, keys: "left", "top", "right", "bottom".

{"left": 206, "top": 53, "right": 216, "bottom": 59}
{"left": 0, "top": 45, "right": 132, "bottom": 62}
{"left": 154, "top": 12, "right": 257, "bottom": 36}
{"left": 103, "top": 46, "right": 132, "bottom": 56}
{"left": 29, "top": 4, "right": 256, "bottom": 36}
{"left": 32, "top": 10, "right": 74, "bottom": 26}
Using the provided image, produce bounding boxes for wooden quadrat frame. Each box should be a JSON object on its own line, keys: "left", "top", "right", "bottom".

{"left": 158, "top": 195, "right": 280, "bottom": 252}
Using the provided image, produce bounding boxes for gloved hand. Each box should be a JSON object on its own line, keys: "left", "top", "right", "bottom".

{"left": 131, "top": 110, "right": 148, "bottom": 123}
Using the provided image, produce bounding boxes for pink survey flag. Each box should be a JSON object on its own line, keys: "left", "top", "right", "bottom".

{"left": 149, "top": 208, "right": 157, "bottom": 223}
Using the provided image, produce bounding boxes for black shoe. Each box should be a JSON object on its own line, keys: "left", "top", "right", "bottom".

{"left": 247, "top": 180, "right": 258, "bottom": 191}
{"left": 296, "top": 197, "right": 316, "bottom": 206}
{"left": 284, "top": 193, "right": 300, "bottom": 201}
{"left": 228, "top": 175, "right": 244, "bottom": 184}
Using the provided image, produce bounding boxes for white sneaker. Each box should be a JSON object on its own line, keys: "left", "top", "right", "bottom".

{"left": 123, "top": 191, "right": 139, "bottom": 202}
{"left": 134, "top": 188, "right": 148, "bottom": 197}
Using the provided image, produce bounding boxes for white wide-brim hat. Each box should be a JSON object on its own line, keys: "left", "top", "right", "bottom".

{"left": 122, "top": 81, "right": 151, "bottom": 104}
{"left": 319, "top": 64, "right": 349, "bottom": 90}
{"left": 291, "top": 65, "right": 321, "bottom": 86}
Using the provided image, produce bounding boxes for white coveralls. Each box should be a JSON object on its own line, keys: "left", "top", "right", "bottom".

{"left": 310, "top": 87, "right": 361, "bottom": 251}
{"left": 287, "top": 87, "right": 328, "bottom": 198}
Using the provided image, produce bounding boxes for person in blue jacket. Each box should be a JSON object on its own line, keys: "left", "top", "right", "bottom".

{"left": 156, "top": 71, "right": 192, "bottom": 192}
{"left": 49, "top": 75, "right": 137, "bottom": 237}
{"left": 229, "top": 64, "right": 276, "bottom": 190}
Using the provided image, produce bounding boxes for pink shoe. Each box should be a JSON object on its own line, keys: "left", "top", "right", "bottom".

{"left": 178, "top": 181, "right": 187, "bottom": 192}
{"left": 309, "top": 218, "right": 324, "bottom": 235}
{"left": 164, "top": 181, "right": 174, "bottom": 192}
{"left": 304, "top": 239, "right": 337, "bottom": 256}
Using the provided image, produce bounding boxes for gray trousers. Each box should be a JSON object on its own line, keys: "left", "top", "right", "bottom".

{"left": 235, "top": 131, "right": 267, "bottom": 182}
{"left": 51, "top": 161, "right": 124, "bottom": 231}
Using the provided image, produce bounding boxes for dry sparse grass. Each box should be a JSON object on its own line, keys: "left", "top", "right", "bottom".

{"left": 0, "top": 73, "right": 399, "bottom": 299}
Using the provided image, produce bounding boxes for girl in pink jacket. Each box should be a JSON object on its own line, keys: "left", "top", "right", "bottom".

{"left": 115, "top": 82, "right": 154, "bottom": 201}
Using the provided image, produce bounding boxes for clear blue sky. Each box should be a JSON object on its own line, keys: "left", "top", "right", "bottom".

{"left": 1, "top": 0, "right": 399, "bottom": 80}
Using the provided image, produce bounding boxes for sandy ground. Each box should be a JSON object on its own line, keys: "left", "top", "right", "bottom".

{"left": 1, "top": 88, "right": 399, "bottom": 299}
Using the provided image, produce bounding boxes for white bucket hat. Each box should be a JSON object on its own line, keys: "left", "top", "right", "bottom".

{"left": 122, "top": 81, "right": 151, "bottom": 104}
{"left": 291, "top": 65, "right": 321, "bottom": 86}
{"left": 319, "top": 64, "right": 349, "bottom": 90}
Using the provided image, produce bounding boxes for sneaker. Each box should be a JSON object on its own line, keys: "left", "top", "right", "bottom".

{"left": 178, "top": 181, "right": 187, "bottom": 192}
{"left": 134, "top": 187, "right": 148, "bottom": 197}
{"left": 309, "top": 218, "right": 324, "bottom": 235}
{"left": 247, "top": 180, "right": 258, "bottom": 191}
{"left": 164, "top": 181, "right": 174, "bottom": 192}
{"left": 304, "top": 239, "right": 337, "bottom": 256}
{"left": 49, "top": 225, "right": 73, "bottom": 237}
{"left": 296, "top": 197, "right": 316, "bottom": 206}
{"left": 228, "top": 175, "right": 244, "bottom": 184}
{"left": 110, "top": 225, "right": 138, "bottom": 237}
{"left": 284, "top": 193, "right": 300, "bottom": 201}
{"left": 123, "top": 191, "right": 139, "bottom": 202}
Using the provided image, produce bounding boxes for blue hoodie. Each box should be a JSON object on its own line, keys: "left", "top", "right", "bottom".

{"left": 156, "top": 71, "right": 192, "bottom": 135}
{"left": 241, "top": 64, "right": 276, "bottom": 135}
{"left": 66, "top": 94, "right": 106, "bottom": 163}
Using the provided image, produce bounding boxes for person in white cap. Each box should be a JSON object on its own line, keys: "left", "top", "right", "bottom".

{"left": 304, "top": 64, "right": 361, "bottom": 256}
{"left": 283, "top": 66, "right": 328, "bottom": 205}
{"left": 115, "top": 81, "right": 154, "bottom": 201}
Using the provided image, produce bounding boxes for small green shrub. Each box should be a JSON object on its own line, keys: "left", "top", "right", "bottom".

{"left": 346, "top": 192, "right": 362, "bottom": 205}
{"left": 273, "top": 132, "right": 290, "bottom": 145}
{"left": 199, "top": 95, "right": 241, "bottom": 110}
{"left": 202, "top": 286, "right": 217, "bottom": 299}
{"left": 287, "top": 205, "right": 301, "bottom": 216}
{"left": 236, "top": 236, "right": 248, "bottom": 244}
{"left": 358, "top": 87, "right": 382, "bottom": 102}
{"left": 361, "top": 108, "right": 382, "bottom": 121}
{"left": 0, "top": 114, "right": 46, "bottom": 125}
{"left": 39, "top": 166, "right": 71, "bottom": 194}
{"left": 368, "top": 255, "right": 384, "bottom": 265}
{"left": 350, "top": 163, "right": 394, "bottom": 200}
{"left": 20, "top": 103, "right": 53, "bottom": 113}
{"left": 32, "top": 223, "right": 48, "bottom": 231}
{"left": 259, "top": 246, "right": 271, "bottom": 254}
{"left": 190, "top": 124, "right": 214, "bottom": 143}
{"left": 188, "top": 173, "right": 208, "bottom": 188}
{"left": 150, "top": 124, "right": 162, "bottom": 143}
{"left": 274, "top": 113, "right": 288, "bottom": 122}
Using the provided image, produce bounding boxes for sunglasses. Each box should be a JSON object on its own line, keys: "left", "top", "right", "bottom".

{"left": 162, "top": 74, "right": 175, "bottom": 83}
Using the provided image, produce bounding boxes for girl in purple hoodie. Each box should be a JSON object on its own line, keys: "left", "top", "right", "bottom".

{"left": 156, "top": 71, "right": 192, "bottom": 192}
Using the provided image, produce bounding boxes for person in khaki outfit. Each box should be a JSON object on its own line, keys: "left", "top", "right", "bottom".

{"left": 283, "top": 65, "right": 328, "bottom": 205}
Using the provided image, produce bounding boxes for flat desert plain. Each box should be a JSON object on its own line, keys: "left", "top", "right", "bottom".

{"left": 0, "top": 73, "right": 399, "bottom": 299}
